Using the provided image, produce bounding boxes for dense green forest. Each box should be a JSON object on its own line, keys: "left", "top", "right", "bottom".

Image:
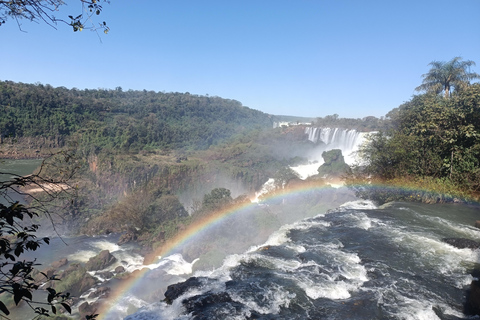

{"left": 0, "top": 81, "right": 273, "bottom": 152}
{"left": 349, "top": 83, "right": 480, "bottom": 203}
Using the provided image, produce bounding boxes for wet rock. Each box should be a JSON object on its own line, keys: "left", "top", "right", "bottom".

{"left": 78, "top": 301, "right": 101, "bottom": 319}
{"left": 443, "top": 238, "right": 480, "bottom": 249}
{"left": 51, "top": 258, "right": 68, "bottom": 269}
{"left": 164, "top": 277, "right": 209, "bottom": 304}
{"left": 88, "top": 286, "right": 111, "bottom": 299}
{"left": 466, "top": 279, "right": 480, "bottom": 315}
{"left": 96, "top": 271, "right": 114, "bottom": 279}
{"left": 475, "top": 221, "right": 480, "bottom": 229}
{"left": 114, "top": 265, "right": 125, "bottom": 273}
{"left": 85, "top": 250, "right": 117, "bottom": 271}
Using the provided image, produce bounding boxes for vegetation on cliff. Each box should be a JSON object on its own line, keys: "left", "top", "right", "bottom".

{"left": 347, "top": 59, "right": 480, "bottom": 204}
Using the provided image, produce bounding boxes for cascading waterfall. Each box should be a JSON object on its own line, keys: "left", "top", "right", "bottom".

{"left": 289, "top": 127, "right": 373, "bottom": 180}
{"left": 304, "top": 127, "right": 369, "bottom": 160}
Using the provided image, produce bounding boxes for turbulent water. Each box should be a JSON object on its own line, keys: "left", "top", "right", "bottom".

{"left": 127, "top": 200, "right": 480, "bottom": 320}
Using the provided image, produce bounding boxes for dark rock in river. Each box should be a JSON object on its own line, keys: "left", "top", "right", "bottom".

{"left": 466, "top": 279, "right": 480, "bottom": 316}
{"left": 88, "top": 286, "right": 111, "bottom": 299}
{"left": 442, "top": 238, "right": 480, "bottom": 249}
{"left": 475, "top": 221, "right": 480, "bottom": 229}
{"left": 164, "top": 277, "right": 211, "bottom": 304}
{"left": 85, "top": 250, "right": 117, "bottom": 271}
{"left": 96, "top": 270, "right": 114, "bottom": 279}
{"left": 115, "top": 265, "right": 125, "bottom": 273}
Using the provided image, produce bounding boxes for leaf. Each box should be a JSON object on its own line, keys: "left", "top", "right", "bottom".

{"left": 22, "top": 288, "right": 33, "bottom": 301}
{"left": 13, "top": 291, "right": 22, "bottom": 305}
{"left": 0, "top": 301, "right": 10, "bottom": 315}
{"left": 61, "top": 302, "right": 72, "bottom": 314}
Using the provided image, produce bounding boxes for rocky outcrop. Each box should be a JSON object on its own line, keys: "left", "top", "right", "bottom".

{"left": 164, "top": 277, "right": 208, "bottom": 304}
{"left": 51, "top": 258, "right": 68, "bottom": 269}
{"left": 78, "top": 301, "right": 102, "bottom": 319}
{"left": 466, "top": 279, "right": 480, "bottom": 316}
{"left": 85, "top": 250, "right": 117, "bottom": 271}
{"left": 442, "top": 238, "right": 480, "bottom": 249}
{"left": 88, "top": 286, "right": 111, "bottom": 299}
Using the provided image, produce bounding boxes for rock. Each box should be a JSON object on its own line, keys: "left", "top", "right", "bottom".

{"left": 78, "top": 301, "right": 101, "bottom": 319}
{"left": 96, "top": 271, "right": 114, "bottom": 279}
{"left": 466, "top": 279, "right": 480, "bottom": 315}
{"left": 115, "top": 266, "right": 125, "bottom": 273}
{"left": 88, "top": 286, "right": 111, "bottom": 299}
{"left": 51, "top": 258, "right": 68, "bottom": 269}
{"left": 164, "top": 277, "right": 208, "bottom": 304}
{"left": 117, "top": 228, "right": 137, "bottom": 245}
{"left": 36, "top": 267, "right": 56, "bottom": 280}
{"left": 443, "top": 238, "right": 480, "bottom": 249}
{"left": 85, "top": 250, "right": 117, "bottom": 271}
{"left": 475, "top": 221, "right": 480, "bottom": 229}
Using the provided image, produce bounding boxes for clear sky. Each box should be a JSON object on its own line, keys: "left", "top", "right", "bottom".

{"left": 1, "top": 0, "right": 479, "bottom": 119}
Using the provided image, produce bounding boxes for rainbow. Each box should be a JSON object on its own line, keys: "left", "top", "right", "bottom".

{"left": 96, "top": 180, "right": 476, "bottom": 319}
{"left": 97, "top": 182, "right": 340, "bottom": 319}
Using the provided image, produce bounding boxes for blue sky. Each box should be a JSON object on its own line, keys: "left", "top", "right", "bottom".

{"left": 1, "top": 0, "right": 479, "bottom": 118}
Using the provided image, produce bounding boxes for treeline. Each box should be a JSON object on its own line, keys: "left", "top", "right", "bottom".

{"left": 351, "top": 84, "right": 480, "bottom": 202}
{"left": 313, "top": 114, "right": 389, "bottom": 131}
{"left": 0, "top": 81, "right": 273, "bottom": 152}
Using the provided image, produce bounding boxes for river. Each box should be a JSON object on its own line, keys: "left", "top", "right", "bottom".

{"left": 125, "top": 200, "right": 480, "bottom": 320}
{"left": 2, "top": 157, "right": 480, "bottom": 320}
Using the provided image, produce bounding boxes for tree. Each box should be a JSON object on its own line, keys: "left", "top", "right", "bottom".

{"left": 415, "top": 57, "right": 480, "bottom": 99}
{"left": 0, "top": 0, "right": 109, "bottom": 33}
{"left": 201, "top": 188, "right": 232, "bottom": 212}
{"left": 0, "top": 152, "right": 78, "bottom": 318}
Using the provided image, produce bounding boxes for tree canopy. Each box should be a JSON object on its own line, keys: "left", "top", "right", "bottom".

{"left": 415, "top": 57, "right": 480, "bottom": 99}
{"left": 0, "top": 0, "right": 109, "bottom": 33}
{"left": 353, "top": 82, "right": 480, "bottom": 202}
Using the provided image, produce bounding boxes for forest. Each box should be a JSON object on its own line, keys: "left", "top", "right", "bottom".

{"left": 0, "top": 81, "right": 273, "bottom": 152}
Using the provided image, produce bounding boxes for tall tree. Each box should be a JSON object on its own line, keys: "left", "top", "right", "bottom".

{"left": 415, "top": 57, "right": 480, "bottom": 99}
{"left": 0, "top": 0, "right": 109, "bottom": 33}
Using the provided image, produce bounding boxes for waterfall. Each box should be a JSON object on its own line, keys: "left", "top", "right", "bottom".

{"left": 304, "top": 127, "right": 367, "bottom": 155}
{"left": 289, "top": 127, "right": 373, "bottom": 179}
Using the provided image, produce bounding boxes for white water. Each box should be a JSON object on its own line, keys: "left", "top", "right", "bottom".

{"left": 291, "top": 127, "right": 372, "bottom": 179}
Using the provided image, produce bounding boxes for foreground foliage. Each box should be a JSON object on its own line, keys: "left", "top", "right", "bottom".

{"left": 0, "top": 152, "right": 79, "bottom": 318}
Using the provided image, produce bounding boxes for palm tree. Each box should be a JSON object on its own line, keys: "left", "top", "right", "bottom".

{"left": 415, "top": 57, "right": 480, "bottom": 98}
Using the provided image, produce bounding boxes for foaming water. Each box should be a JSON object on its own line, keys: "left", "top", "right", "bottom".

{"left": 125, "top": 201, "right": 480, "bottom": 320}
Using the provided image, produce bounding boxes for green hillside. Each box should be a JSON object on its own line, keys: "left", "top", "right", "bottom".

{"left": 0, "top": 81, "right": 273, "bottom": 153}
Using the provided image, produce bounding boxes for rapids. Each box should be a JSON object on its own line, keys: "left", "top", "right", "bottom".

{"left": 126, "top": 200, "right": 480, "bottom": 320}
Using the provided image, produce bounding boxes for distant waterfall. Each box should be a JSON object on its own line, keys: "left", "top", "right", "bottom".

{"left": 304, "top": 127, "right": 368, "bottom": 158}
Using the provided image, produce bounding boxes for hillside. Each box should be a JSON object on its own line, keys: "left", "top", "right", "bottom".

{"left": 0, "top": 81, "right": 273, "bottom": 155}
